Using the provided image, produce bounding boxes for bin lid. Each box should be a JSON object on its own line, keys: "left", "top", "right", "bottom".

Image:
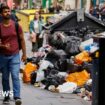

{"left": 49, "top": 11, "right": 105, "bottom": 33}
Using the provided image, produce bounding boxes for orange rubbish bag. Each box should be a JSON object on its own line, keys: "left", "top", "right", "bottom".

{"left": 74, "top": 51, "right": 92, "bottom": 65}
{"left": 65, "top": 70, "right": 90, "bottom": 86}
{"left": 23, "top": 62, "right": 38, "bottom": 83}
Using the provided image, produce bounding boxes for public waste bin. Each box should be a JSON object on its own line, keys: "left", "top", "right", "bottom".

{"left": 92, "top": 58, "right": 99, "bottom": 105}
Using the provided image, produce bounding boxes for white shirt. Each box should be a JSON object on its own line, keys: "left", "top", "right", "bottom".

{"left": 34, "top": 20, "right": 39, "bottom": 34}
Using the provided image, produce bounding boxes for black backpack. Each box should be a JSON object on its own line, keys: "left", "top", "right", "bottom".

{"left": 15, "top": 22, "right": 22, "bottom": 50}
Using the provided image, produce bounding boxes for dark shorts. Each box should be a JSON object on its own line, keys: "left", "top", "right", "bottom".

{"left": 32, "top": 42, "right": 38, "bottom": 52}
{"left": 32, "top": 34, "right": 43, "bottom": 52}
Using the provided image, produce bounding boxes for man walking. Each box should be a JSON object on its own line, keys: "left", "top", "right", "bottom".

{"left": 0, "top": 6, "right": 26, "bottom": 105}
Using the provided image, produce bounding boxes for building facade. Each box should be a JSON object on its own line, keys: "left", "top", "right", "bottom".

{"left": 1, "top": 0, "right": 105, "bottom": 9}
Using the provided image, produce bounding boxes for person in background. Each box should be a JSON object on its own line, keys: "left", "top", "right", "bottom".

{"left": 54, "top": 2, "right": 62, "bottom": 13}
{"left": 100, "top": 3, "right": 105, "bottom": 21}
{"left": 38, "top": 6, "right": 44, "bottom": 14}
{"left": 11, "top": 3, "right": 16, "bottom": 14}
{"left": 0, "top": 6, "right": 26, "bottom": 105}
{"left": 48, "top": 3, "right": 55, "bottom": 13}
{"left": 90, "top": 5, "right": 100, "bottom": 19}
{"left": 29, "top": 11, "right": 43, "bottom": 56}
{"left": 11, "top": 3, "right": 20, "bottom": 22}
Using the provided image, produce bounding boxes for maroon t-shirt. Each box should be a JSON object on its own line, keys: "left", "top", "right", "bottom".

{"left": 0, "top": 20, "right": 23, "bottom": 55}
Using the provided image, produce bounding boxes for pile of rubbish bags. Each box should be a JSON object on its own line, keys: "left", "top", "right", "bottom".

{"left": 22, "top": 25, "right": 99, "bottom": 101}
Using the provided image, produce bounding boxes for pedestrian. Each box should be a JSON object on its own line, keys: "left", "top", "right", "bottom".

{"left": 29, "top": 11, "right": 43, "bottom": 56}
{"left": 11, "top": 2, "right": 20, "bottom": 22}
{"left": 0, "top": 3, "right": 18, "bottom": 22}
{"left": 0, "top": 6, "right": 26, "bottom": 105}
{"left": 90, "top": 5, "right": 100, "bottom": 19}
{"left": 100, "top": 3, "right": 105, "bottom": 21}
{"left": 48, "top": 3, "right": 55, "bottom": 13}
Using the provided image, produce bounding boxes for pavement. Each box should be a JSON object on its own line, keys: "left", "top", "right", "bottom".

{"left": 0, "top": 74, "right": 91, "bottom": 105}
{"left": 0, "top": 32, "right": 92, "bottom": 105}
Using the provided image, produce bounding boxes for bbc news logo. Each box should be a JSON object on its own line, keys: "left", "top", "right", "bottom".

{"left": 0, "top": 90, "right": 13, "bottom": 97}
